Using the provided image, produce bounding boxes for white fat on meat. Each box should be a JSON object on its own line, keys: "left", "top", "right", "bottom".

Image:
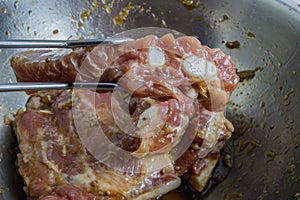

{"left": 148, "top": 47, "right": 165, "bottom": 66}
{"left": 41, "top": 141, "right": 62, "bottom": 174}
{"left": 183, "top": 56, "right": 218, "bottom": 80}
{"left": 66, "top": 154, "right": 179, "bottom": 199}
{"left": 197, "top": 109, "right": 230, "bottom": 158}
{"left": 183, "top": 55, "right": 229, "bottom": 111}
{"left": 134, "top": 103, "right": 167, "bottom": 157}
{"left": 185, "top": 142, "right": 224, "bottom": 192}
{"left": 136, "top": 104, "right": 166, "bottom": 137}
{"left": 138, "top": 154, "right": 173, "bottom": 174}
{"left": 185, "top": 154, "right": 219, "bottom": 192}
{"left": 134, "top": 98, "right": 190, "bottom": 157}
{"left": 184, "top": 87, "right": 198, "bottom": 99}
{"left": 133, "top": 177, "right": 180, "bottom": 200}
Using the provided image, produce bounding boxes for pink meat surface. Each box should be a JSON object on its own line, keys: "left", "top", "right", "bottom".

{"left": 11, "top": 34, "right": 239, "bottom": 111}
{"left": 12, "top": 34, "right": 238, "bottom": 199}
{"left": 16, "top": 90, "right": 180, "bottom": 200}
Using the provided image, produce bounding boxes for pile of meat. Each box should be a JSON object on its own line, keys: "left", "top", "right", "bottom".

{"left": 11, "top": 34, "right": 239, "bottom": 199}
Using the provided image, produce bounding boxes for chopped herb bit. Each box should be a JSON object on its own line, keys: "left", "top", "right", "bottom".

{"left": 177, "top": 0, "right": 200, "bottom": 10}
{"left": 225, "top": 40, "right": 240, "bottom": 49}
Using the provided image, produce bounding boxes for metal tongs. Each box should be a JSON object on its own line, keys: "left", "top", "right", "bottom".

{"left": 0, "top": 82, "right": 118, "bottom": 92}
{"left": 0, "top": 37, "right": 132, "bottom": 48}
{"left": 0, "top": 37, "right": 133, "bottom": 92}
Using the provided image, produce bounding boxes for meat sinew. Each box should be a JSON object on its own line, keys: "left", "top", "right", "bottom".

{"left": 11, "top": 34, "right": 239, "bottom": 199}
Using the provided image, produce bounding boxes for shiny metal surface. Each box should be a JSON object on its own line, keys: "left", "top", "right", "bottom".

{"left": 0, "top": 37, "right": 133, "bottom": 48}
{"left": 0, "top": 0, "right": 299, "bottom": 199}
{"left": 0, "top": 82, "right": 117, "bottom": 92}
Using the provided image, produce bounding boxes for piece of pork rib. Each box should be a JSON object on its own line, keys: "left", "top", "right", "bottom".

{"left": 15, "top": 90, "right": 181, "bottom": 200}
{"left": 11, "top": 34, "right": 239, "bottom": 199}
{"left": 11, "top": 34, "right": 239, "bottom": 112}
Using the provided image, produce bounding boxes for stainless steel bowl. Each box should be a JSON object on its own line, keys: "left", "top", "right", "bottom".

{"left": 0, "top": 0, "right": 299, "bottom": 199}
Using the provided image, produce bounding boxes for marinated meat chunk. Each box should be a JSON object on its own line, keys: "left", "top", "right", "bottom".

{"left": 11, "top": 34, "right": 239, "bottom": 111}
{"left": 15, "top": 90, "right": 181, "bottom": 199}
{"left": 11, "top": 34, "right": 238, "bottom": 199}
